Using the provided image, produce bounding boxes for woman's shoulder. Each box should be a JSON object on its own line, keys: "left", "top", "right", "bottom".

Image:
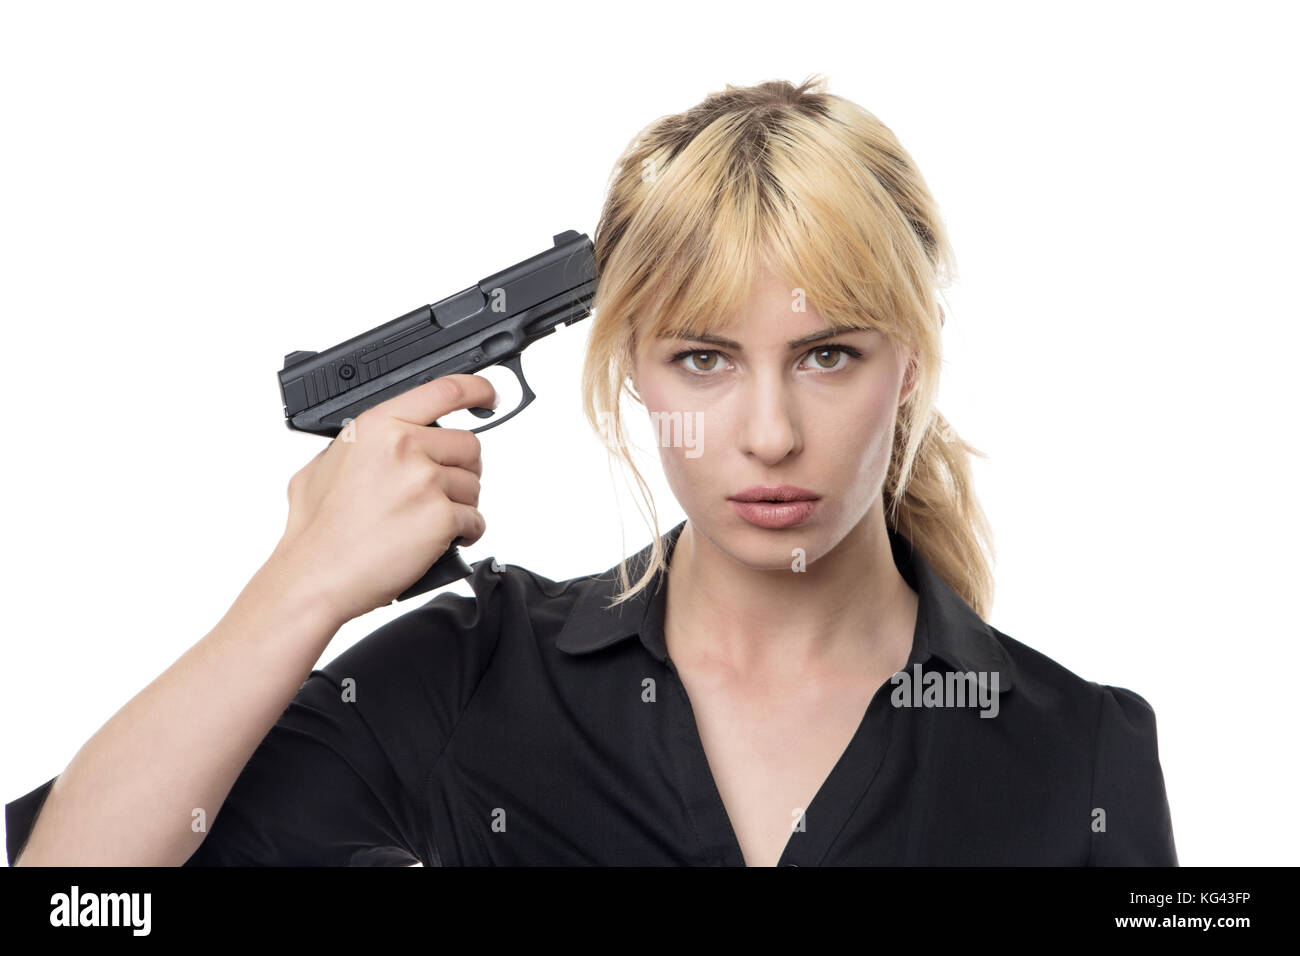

{"left": 979, "top": 623, "right": 1167, "bottom": 774}
{"left": 329, "top": 554, "right": 601, "bottom": 669}
{"left": 475, "top": 553, "right": 644, "bottom": 655}
{"left": 971, "top": 624, "right": 1178, "bottom": 864}
{"left": 987, "top": 623, "right": 1161, "bottom": 713}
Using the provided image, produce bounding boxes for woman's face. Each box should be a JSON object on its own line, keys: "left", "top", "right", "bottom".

{"left": 630, "top": 262, "right": 916, "bottom": 570}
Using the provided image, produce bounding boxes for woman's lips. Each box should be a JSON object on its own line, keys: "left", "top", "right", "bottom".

{"left": 728, "top": 498, "right": 819, "bottom": 529}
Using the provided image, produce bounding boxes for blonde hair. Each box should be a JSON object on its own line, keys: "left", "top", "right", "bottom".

{"left": 581, "top": 75, "right": 996, "bottom": 619}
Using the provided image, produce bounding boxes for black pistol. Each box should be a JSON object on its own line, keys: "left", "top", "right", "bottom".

{"left": 277, "top": 230, "right": 596, "bottom": 603}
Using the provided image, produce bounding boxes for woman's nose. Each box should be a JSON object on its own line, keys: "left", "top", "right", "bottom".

{"left": 737, "top": 378, "right": 800, "bottom": 463}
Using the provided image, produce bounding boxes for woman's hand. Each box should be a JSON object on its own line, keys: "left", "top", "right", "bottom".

{"left": 272, "top": 373, "right": 496, "bottom": 626}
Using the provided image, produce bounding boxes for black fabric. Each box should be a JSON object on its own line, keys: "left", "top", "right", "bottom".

{"left": 6, "top": 520, "right": 1177, "bottom": 866}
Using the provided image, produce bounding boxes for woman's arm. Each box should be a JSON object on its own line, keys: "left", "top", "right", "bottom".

{"left": 13, "top": 546, "right": 345, "bottom": 866}
{"left": 13, "top": 373, "right": 494, "bottom": 866}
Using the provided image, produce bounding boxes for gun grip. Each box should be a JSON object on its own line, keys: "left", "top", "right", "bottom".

{"left": 389, "top": 367, "right": 517, "bottom": 603}
{"left": 394, "top": 536, "right": 473, "bottom": 603}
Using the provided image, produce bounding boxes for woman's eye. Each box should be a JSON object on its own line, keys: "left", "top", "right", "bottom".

{"left": 669, "top": 344, "right": 861, "bottom": 376}
{"left": 672, "top": 349, "right": 725, "bottom": 374}
{"left": 804, "top": 347, "right": 848, "bottom": 371}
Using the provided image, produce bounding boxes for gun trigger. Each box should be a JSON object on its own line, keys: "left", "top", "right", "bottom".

{"left": 465, "top": 353, "right": 537, "bottom": 435}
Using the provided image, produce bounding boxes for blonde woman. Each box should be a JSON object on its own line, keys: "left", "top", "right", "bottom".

{"left": 7, "top": 76, "right": 1175, "bottom": 867}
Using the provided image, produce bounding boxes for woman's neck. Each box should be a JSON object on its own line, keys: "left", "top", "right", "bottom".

{"left": 663, "top": 509, "right": 918, "bottom": 680}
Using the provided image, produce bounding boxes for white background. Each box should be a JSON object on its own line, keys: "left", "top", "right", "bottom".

{"left": 2, "top": 0, "right": 1295, "bottom": 867}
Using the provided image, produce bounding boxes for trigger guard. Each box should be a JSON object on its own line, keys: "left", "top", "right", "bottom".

{"left": 467, "top": 354, "right": 535, "bottom": 435}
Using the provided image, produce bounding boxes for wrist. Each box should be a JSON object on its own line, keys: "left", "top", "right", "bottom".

{"left": 253, "top": 541, "right": 355, "bottom": 635}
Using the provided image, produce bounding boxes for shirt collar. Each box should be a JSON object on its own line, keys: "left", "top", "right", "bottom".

{"left": 555, "top": 519, "right": 1015, "bottom": 693}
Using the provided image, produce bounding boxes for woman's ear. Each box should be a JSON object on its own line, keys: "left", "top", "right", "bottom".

{"left": 899, "top": 353, "right": 918, "bottom": 407}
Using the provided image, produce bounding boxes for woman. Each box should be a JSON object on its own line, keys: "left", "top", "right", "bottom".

{"left": 7, "top": 76, "right": 1176, "bottom": 866}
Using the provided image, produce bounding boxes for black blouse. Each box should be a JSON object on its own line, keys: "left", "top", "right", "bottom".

{"left": 6, "top": 520, "right": 1178, "bottom": 866}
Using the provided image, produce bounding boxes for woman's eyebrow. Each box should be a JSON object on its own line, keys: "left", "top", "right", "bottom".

{"left": 665, "top": 324, "right": 870, "bottom": 350}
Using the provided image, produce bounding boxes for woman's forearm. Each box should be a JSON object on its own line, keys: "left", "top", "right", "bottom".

{"left": 14, "top": 546, "right": 347, "bottom": 866}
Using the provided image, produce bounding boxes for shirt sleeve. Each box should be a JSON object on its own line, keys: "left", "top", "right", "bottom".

{"left": 6, "top": 561, "right": 504, "bottom": 867}
{"left": 6, "top": 775, "right": 57, "bottom": 866}
{"left": 1088, "top": 684, "right": 1178, "bottom": 866}
{"left": 182, "top": 668, "right": 428, "bottom": 866}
